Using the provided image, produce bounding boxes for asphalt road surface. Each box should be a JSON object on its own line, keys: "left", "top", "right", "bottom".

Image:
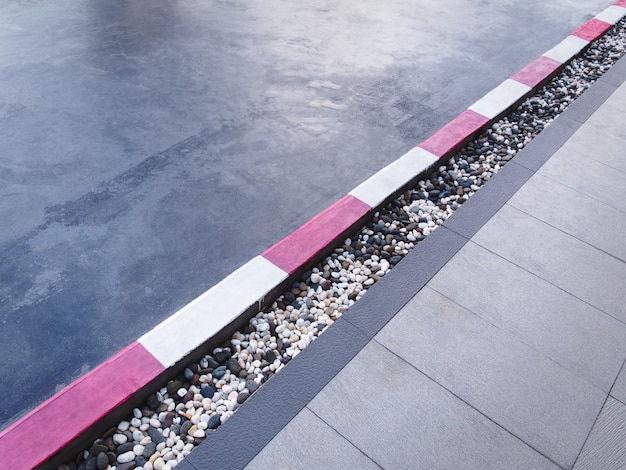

{"left": 0, "top": 0, "right": 614, "bottom": 428}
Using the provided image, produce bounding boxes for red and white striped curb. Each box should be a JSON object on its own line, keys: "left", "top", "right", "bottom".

{"left": 2, "top": 3, "right": 625, "bottom": 468}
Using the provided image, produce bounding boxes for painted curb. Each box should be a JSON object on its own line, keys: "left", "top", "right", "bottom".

{"left": 0, "top": 344, "right": 165, "bottom": 468}
{"left": 1, "top": 3, "right": 624, "bottom": 468}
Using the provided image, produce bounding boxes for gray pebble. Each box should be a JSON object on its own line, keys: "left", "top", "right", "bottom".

{"left": 147, "top": 426, "right": 164, "bottom": 445}
{"left": 180, "top": 420, "right": 193, "bottom": 436}
{"left": 142, "top": 442, "right": 157, "bottom": 459}
{"left": 207, "top": 414, "right": 221, "bottom": 429}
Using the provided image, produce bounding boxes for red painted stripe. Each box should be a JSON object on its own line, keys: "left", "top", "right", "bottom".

{"left": 0, "top": 342, "right": 165, "bottom": 469}
{"left": 615, "top": 0, "right": 626, "bottom": 8}
{"left": 572, "top": 18, "right": 611, "bottom": 42}
{"left": 418, "top": 110, "right": 490, "bottom": 158}
{"left": 511, "top": 56, "right": 562, "bottom": 87}
{"left": 262, "top": 195, "right": 371, "bottom": 274}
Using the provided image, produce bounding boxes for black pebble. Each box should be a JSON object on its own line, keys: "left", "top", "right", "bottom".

{"left": 265, "top": 350, "right": 276, "bottom": 364}
{"left": 207, "top": 414, "right": 221, "bottom": 429}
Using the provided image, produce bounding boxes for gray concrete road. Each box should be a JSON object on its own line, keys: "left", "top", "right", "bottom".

{"left": 0, "top": 0, "right": 615, "bottom": 428}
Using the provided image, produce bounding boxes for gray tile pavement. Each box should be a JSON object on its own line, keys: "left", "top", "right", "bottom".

{"left": 429, "top": 241, "right": 626, "bottom": 392}
{"left": 471, "top": 204, "right": 626, "bottom": 320}
{"left": 245, "top": 408, "right": 381, "bottom": 470}
{"left": 307, "top": 341, "right": 558, "bottom": 470}
{"left": 508, "top": 172, "right": 626, "bottom": 261}
{"left": 569, "top": 123, "right": 626, "bottom": 173}
{"left": 180, "top": 52, "right": 626, "bottom": 470}
{"left": 537, "top": 128, "right": 626, "bottom": 214}
{"left": 376, "top": 286, "right": 606, "bottom": 468}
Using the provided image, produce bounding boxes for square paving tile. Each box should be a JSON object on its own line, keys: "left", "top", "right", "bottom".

{"left": 244, "top": 408, "right": 380, "bottom": 470}
{"left": 308, "top": 341, "right": 559, "bottom": 470}
{"left": 428, "top": 241, "right": 626, "bottom": 392}
{"left": 508, "top": 173, "right": 626, "bottom": 261}
{"left": 573, "top": 397, "right": 626, "bottom": 470}
{"left": 376, "top": 286, "right": 606, "bottom": 469}
{"left": 567, "top": 122, "right": 626, "bottom": 174}
{"left": 471, "top": 204, "right": 626, "bottom": 320}
{"left": 537, "top": 141, "right": 625, "bottom": 213}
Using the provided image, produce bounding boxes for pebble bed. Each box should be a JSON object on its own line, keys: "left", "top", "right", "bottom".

{"left": 59, "top": 19, "right": 626, "bottom": 470}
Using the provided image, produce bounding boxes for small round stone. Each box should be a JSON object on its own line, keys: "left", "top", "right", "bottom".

{"left": 113, "top": 434, "right": 128, "bottom": 445}
{"left": 117, "top": 450, "right": 136, "bottom": 464}
{"left": 237, "top": 392, "right": 250, "bottom": 404}
{"left": 207, "top": 414, "right": 220, "bottom": 430}
{"left": 143, "top": 441, "right": 157, "bottom": 459}
{"left": 96, "top": 452, "right": 109, "bottom": 470}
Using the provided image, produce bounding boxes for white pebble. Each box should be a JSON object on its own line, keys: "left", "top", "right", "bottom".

{"left": 117, "top": 450, "right": 135, "bottom": 464}
{"left": 113, "top": 433, "right": 127, "bottom": 445}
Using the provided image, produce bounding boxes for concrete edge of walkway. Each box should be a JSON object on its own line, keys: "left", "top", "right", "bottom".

{"left": 1, "top": 3, "right": 625, "bottom": 468}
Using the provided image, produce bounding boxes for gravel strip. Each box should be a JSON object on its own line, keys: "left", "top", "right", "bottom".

{"left": 59, "top": 19, "right": 626, "bottom": 470}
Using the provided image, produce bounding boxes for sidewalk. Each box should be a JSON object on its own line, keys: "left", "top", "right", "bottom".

{"left": 178, "top": 56, "right": 626, "bottom": 469}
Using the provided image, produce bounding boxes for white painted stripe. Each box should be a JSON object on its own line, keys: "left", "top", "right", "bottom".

{"left": 595, "top": 6, "right": 626, "bottom": 25}
{"left": 543, "top": 35, "right": 589, "bottom": 64}
{"left": 139, "top": 256, "right": 288, "bottom": 367}
{"left": 468, "top": 79, "right": 532, "bottom": 119}
{"left": 349, "top": 147, "right": 438, "bottom": 207}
